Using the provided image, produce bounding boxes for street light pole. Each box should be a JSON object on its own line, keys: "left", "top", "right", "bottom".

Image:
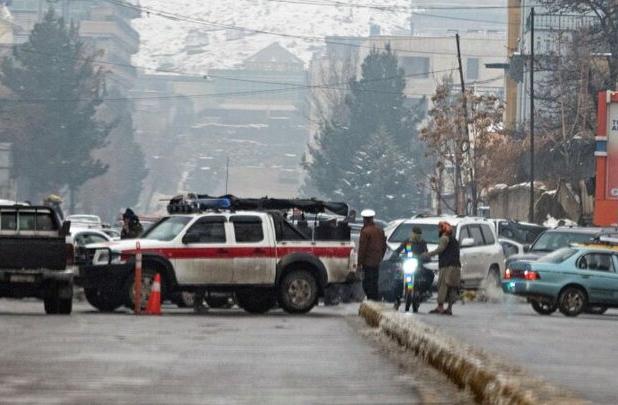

{"left": 529, "top": 7, "right": 535, "bottom": 223}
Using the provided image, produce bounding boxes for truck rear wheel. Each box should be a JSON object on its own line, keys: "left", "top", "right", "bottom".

{"left": 44, "top": 283, "right": 72, "bottom": 315}
{"left": 236, "top": 288, "right": 276, "bottom": 314}
{"left": 278, "top": 269, "right": 318, "bottom": 314}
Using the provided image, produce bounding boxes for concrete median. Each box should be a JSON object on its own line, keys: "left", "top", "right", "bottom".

{"left": 359, "top": 301, "right": 587, "bottom": 405}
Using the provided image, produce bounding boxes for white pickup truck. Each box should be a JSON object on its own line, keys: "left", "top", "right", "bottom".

{"left": 77, "top": 210, "right": 357, "bottom": 314}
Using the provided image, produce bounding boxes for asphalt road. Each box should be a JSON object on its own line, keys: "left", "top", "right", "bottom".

{"left": 407, "top": 299, "right": 618, "bottom": 404}
{"left": 0, "top": 300, "right": 469, "bottom": 405}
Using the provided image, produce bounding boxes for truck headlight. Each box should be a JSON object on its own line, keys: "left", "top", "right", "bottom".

{"left": 93, "top": 249, "right": 124, "bottom": 265}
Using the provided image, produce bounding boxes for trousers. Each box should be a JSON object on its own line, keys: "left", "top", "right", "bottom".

{"left": 362, "top": 266, "right": 380, "bottom": 300}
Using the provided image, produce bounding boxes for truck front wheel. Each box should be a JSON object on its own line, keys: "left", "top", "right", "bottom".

{"left": 278, "top": 269, "right": 318, "bottom": 314}
{"left": 44, "top": 282, "right": 72, "bottom": 315}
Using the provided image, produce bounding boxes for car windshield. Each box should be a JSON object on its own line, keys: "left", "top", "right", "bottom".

{"left": 141, "top": 216, "right": 192, "bottom": 241}
{"left": 531, "top": 231, "right": 594, "bottom": 252}
{"left": 389, "top": 223, "right": 443, "bottom": 245}
{"left": 537, "top": 248, "right": 578, "bottom": 263}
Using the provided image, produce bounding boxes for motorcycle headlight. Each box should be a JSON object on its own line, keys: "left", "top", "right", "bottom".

{"left": 402, "top": 258, "right": 418, "bottom": 275}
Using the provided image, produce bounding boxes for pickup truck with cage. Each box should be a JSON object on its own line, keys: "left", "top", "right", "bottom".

{"left": 0, "top": 205, "right": 75, "bottom": 314}
{"left": 77, "top": 196, "right": 357, "bottom": 314}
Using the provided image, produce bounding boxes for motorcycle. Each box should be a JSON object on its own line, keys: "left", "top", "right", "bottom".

{"left": 394, "top": 253, "right": 433, "bottom": 313}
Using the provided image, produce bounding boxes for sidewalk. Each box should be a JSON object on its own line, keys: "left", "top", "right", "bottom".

{"left": 396, "top": 301, "right": 618, "bottom": 404}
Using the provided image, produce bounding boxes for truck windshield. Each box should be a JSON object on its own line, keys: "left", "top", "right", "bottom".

{"left": 531, "top": 232, "right": 594, "bottom": 252}
{"left": 141, "top": 216, "right": 192, "bottom": 241}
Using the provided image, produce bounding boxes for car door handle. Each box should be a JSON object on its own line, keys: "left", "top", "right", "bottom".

{"left": 254, "top": 248, "right": 266, "bottom": 254}
{"left": 581, "top": 275, "right": 591, "bottom": 279}
{"left": 217, "top": 248, "right": 229, "bottom": 254}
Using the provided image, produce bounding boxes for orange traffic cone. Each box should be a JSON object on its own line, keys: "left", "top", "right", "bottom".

{"left": 145, "top": 273, "right": 162, "bottom": 315}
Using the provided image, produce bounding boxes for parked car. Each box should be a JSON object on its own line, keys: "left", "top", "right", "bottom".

{"left": 503, "top": 238, "right": 618, "bottom": 317}
{"left": 77, "top": 207, "right": 357, "bottom": 314}
{"left": 0, "top": 205, "right": 75, "bottom": 314}
{"left": 70, "top": 228, "right": 113, "bottom": 247}
{"left": 380, "top": 216, "right": 505, "bottom": 299}
{"left": 489, "top": 219, "right": 546, "bottom": 245}
{"left": 499, "top": 238, "right": 525, "bottom": 258}
{"left": 505, "top": 227, "right": 613, "bottom": 268}
{"left": 66, "top": 214, "right": 102, "bottom": 229}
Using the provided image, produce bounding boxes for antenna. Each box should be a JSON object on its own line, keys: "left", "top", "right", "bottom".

{"left": 225, "top": 156, "right": 230, "bottom": 194}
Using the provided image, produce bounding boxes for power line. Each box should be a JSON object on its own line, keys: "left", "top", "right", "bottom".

{"left": 245, "top": 0, "right": 541, "bottom": 11}
{"left": 100, "top": 0, "right": 508, "bottom": 58}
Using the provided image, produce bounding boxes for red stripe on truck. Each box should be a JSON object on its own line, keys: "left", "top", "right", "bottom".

{"left": 121, "top": 246, "right": 352, "bottom": 260}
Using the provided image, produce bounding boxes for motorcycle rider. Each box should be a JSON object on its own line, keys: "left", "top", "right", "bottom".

{"left": 391, "top": 226, "right": 429, "bottom": 310}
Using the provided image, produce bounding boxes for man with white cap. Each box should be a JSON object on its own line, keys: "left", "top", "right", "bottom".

{"left": 357, "top": 209, "right": 387, "bottom": 300}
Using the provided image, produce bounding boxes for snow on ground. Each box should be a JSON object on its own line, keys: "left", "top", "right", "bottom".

{"left": 134, "top": 0, "right": 412, "bottom": 73}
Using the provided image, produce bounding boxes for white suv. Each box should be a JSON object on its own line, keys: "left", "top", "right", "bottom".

{"left": 384, "top": 216, "right": 505, "bottom": 289}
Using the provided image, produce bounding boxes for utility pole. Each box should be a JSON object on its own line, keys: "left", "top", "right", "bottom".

{"left": 529, "top": 7, "right": 535, "bottom": 223}
{"left": 455, "top": 33, "right": 472, "bottom": 215}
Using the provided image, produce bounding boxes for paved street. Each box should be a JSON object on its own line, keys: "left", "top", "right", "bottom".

{"left": 401, "top": 300, "right": 618, "bottom": 404}
{"left": 0, "top": 299, "right": 468, "bottom": 405}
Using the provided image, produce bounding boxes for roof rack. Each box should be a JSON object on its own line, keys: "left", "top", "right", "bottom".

{"left": 166, "top": 193, "right": 349, "bottom": 216}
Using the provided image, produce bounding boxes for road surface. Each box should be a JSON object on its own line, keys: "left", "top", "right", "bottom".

{"left": 0, "top": 300, "right": 469, "bottom": 405}
{"left": 408, "top": 300, "right": 618, "bottom": 404}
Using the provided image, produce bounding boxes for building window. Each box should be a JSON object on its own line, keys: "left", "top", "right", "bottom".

{"left": 466, "top": 58, "right": 479, "bottom": 80}
{"left": 400, "top": 56, "right": 430, "bottom": 78}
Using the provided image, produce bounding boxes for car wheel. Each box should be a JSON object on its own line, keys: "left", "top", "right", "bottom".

{"left": 278, "top": 269, "right": 318, "bottom": 314}
{"left": 58, "top": 297, "right": 72, "bottom": 315}
{"left": 531, "top": 300, "right": 556, "bottom": 315}
{"left": 558, "top": 287, "right": 587, "bottom": 317}
{"left": 84, "top": 288, "right": 122, "bottom": 312}
{"left": 236, "top": 288, "right": 276, "bottom": 314}
{"left": 123, "top": 267, "right": 157, "bottom": 311}
{"left": 585, "top": 305, "right": 608, "bottom": 315}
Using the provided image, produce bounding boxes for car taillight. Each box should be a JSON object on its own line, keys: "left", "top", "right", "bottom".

{"left": 66, "top": 243, "right": 75, "bottom": 266}
{"left": 505, "top": 268, "right": 512, "bottom": 280}
{"left": 524, "top": 270, "right": 540, "bottom": 281}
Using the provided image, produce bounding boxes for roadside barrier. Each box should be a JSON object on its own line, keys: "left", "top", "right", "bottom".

{"left": 359, "top": 301, "right": 587, "bottom": 405}
{"left": 145, "top": 273, "right": 162, "bottom": 316}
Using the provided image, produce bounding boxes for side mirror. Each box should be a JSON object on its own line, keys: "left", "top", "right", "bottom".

{"left": 461, "top": 238, "right": 475, "bottom": 248}
{"left": 523, "top": 244, "right": 531, "bottom": 253}
{"left": 182, "top": 232, "right": 200, "bottom": 244}
{"left": 60, "top": 221, "right": 71, "bottom": 237}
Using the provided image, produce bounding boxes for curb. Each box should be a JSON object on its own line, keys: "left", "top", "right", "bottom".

{"left": 359, "top": 301, "right": 587, "bottom": 405}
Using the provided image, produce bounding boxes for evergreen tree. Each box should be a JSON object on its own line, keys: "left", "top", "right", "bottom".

{"left": 306, "top": 45, "right": 426, "bottom": 218}
{"left": 346, "top": 127, "right": 420, "bottom": 218}
{"left": 0, "top": 8, "right": 109, "bottom": 210}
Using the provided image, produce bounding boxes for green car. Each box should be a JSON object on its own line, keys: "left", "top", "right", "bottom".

{"left": 502, "top": 243, "right": 618, "bottom": 317}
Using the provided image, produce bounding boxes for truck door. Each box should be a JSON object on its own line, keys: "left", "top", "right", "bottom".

{"left": 230, "top": 215, "right": 277, "bottom": 284}
{"left": 175, "top": 216, "right": 233, "bottom": 284}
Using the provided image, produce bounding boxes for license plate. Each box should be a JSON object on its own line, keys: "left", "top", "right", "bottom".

{"left": 10, "top": 275, "right": 36, "bottom": 283}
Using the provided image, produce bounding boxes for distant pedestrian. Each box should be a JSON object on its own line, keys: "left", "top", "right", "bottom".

{"left": 422, "top": 221, "right": 461, "bottom": 315}
{"left": 357, "top": 209, "right": 387, "bottom": 301}
{"left": 121, "top": 208, "right": 143, "bottom": 239}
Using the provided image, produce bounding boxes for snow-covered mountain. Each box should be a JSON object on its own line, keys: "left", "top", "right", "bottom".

{"left": 133, "top": 0, "right": 412, "bottom": 74}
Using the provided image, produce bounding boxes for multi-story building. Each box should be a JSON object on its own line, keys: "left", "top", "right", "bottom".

{"left": 507, "top": 0, "right": 597, "bottom": 129}
{"left": 132, "top": 42, "right": 309, "bottom": 210}
{"left": 410, "top": 0, "right": 507, "bottom": 36}
{"left": 8, "top": 0, "right": 139, "bottom": 91}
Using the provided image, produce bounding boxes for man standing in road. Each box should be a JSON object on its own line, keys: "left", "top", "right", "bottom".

{"left": 423, "top": 221, "right": 461, "bottom": 315}
{"left": 358, "top": 209, "right": 387, "bottom": 301}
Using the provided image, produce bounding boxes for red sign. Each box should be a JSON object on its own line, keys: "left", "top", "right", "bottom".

{"left": 608, "top": 103, "right": 618, "bottom": 199}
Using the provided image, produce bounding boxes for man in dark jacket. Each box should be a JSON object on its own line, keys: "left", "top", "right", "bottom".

{"left": 357, "top": 209, "right": 387, "bottom": 300}
{"left": 121, "top": 208, "right": 143, "bottom": 239}
{"left": 422, "top": 221, "right": 461, "bottom": 315}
